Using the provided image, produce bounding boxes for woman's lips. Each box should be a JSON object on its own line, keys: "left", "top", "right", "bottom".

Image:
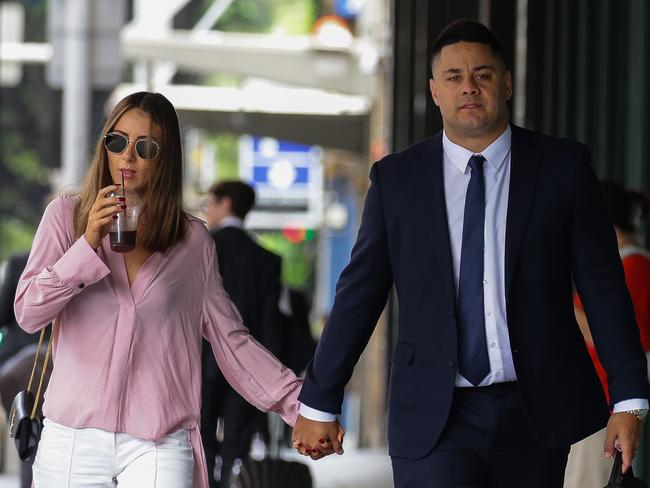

{"left": 120, "top": 169, "right": 137, "bottom": 178}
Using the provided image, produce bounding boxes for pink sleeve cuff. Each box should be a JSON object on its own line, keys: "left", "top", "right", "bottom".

{"left": 51, "top": 236, "right": 111, "bottom": 290}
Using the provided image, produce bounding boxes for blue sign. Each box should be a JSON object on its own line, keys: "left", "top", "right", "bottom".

{"left": 335, "top": 0, "right": 362, "bottom": 19}
{"left": 239, "top": 136, "right": 322, "bottom": 210}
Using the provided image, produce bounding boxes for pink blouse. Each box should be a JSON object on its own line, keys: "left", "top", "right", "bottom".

{"left": 14, "top": 195, "right": 302, "bottom": 488}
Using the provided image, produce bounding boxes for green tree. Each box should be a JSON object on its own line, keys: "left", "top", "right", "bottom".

{"left": 214, "top": 0, "right": 274, "bottom": 32}
{"left": 177, "top": 0, "right": 324, "bottom": 35}
{"left": 0, "top": 0, "right": 56, "bottom": 260}
{"left": 0, "top": 0, "right": 113, "bottom": 261}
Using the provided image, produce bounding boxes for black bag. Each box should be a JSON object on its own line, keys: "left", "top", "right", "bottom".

{"left": 235, "top": 458, "right": 312, "bottom": 488}
{"left": 8, "top": 323, "right": 54, "bottom": 462}
{"left": 604, "top": 451, "right": 648, "bottom": 488}
{"left": 233, "top": 413, "right": 313, "bottom": 488}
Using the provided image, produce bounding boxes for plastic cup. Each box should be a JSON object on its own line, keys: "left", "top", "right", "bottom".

{"left": 108, "top": 190, "right": 141, "bottom": 253}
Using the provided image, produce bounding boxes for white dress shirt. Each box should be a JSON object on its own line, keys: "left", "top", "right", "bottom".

{"left": 443, "top": 126, "right": 515, "bottom": 387}
{"left": 217, "top": 216, "right": 244, "bottom": 229}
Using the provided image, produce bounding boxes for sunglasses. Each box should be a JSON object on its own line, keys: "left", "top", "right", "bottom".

{"left": 104, "top": 132, "right": 161, "bottom": 160}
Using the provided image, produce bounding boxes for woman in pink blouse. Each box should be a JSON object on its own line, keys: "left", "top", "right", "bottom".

{"left": 14, "top": 92, "right": 305, "bottom": 487}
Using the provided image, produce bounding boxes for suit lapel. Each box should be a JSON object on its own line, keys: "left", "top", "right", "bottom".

{"left": 504, "top": 126, "right": 542, "bottom": 298}
{"left": 418, "top": 133, "right": 456, "bottom": 306}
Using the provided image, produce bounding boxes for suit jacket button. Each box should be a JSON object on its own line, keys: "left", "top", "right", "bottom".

{"left": 78, "top": 283, "right": 85, "bottom": 289}
{"left": 448, "top": 359, "right": 455, "bottom": 368}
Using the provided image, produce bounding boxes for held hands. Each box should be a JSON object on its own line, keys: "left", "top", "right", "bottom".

{"left": 84, "top": 185, "right": 124, "bottom": 250}
{"left": 292, "top": 414, "right": 345, "bottom": 460}
{"left": 604, "top": 412, "right": 643, "bottom": 473}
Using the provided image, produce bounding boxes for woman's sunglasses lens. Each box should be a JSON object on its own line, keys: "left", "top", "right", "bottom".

{"left": 105, "top": 134, "right": 127, "bottom": 153}
{"left": 135, "top": 140, "right": 159, "bottom": 159}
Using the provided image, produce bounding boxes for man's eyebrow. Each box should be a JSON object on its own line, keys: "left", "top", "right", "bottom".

{"left": 442, "top": 65, "right": 496, "bottom": 74}
{"left": 474, "top": 64, "right": 496, "bottom": 71}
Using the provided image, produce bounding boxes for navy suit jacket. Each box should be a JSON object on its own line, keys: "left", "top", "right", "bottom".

{"left": 299, "top": 125, "right": 650, "bottom": 459}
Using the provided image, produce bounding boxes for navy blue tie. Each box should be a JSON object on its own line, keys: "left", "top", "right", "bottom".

{"left": 457, "top": 154, "right": 490, "bottom": 386}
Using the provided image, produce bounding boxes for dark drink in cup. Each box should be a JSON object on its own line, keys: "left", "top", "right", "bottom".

{"left": 110, "top": 229, "right": 137, "bottom": 253}
{"left": 108, "top": 189, "right": 140, "bottom": 253}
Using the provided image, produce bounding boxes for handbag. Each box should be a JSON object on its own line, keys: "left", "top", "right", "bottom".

{"left": 8, "top": 321, "right": 55, "bottom": 462}
{"left": 604, "top": 451, "right": 648, "bottom": 488}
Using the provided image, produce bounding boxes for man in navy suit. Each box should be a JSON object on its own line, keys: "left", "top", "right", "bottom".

{"left": 292, "top": 19, "right": 649, "bottom": 487}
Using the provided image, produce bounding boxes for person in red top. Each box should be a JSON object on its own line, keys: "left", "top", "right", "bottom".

{"left": 566, "top": 180, "right": 650, "bottom": 488}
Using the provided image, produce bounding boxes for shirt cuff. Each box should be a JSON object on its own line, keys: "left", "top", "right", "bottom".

{"left": 51, "top": 236, "right": 111, "bottom": 290}
{"left": 612, "top": 399, "right": 649, "bottom": 413}
{"left": 299, "top": 403, "right": 337, "bottom": 422}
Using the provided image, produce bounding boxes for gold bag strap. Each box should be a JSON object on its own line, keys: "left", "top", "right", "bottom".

{"left": 25, "top": 320, "right": 56, "bottom": 420}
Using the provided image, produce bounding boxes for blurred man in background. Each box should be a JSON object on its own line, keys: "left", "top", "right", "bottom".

{"left": 0, "top": 252, "right": 33, "bottom": 367}
{"left": 0, "top": 250, "right": 41, "bottom": 488}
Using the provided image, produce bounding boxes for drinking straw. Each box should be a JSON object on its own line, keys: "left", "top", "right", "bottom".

{"left": 121, "top": 172, "right": 127, "bottom": 218}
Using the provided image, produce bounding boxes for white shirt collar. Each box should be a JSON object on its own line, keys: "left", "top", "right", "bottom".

{"left": 218, "top": 216, "right": 244, "bottom": 229}
{"left": 619, "top": 244, "right": 650, "bottom": 260}
{"left": 442, "top": 125, "right": 512, "bottom": 174}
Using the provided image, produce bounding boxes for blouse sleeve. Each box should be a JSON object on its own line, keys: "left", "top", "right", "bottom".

{"left": 201, "top": 240, "right": 301, "bottom": 427}
{"left": 14, "top": 197, "right": 111, "bottom": 333}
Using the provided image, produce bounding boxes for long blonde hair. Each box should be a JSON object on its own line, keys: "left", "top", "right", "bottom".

{"left": 74, "top": 92, "right": 186, "bottom": 252}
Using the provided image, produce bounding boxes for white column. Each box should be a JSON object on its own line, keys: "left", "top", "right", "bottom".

{"left": 479, "top": 0, "right": 492, "bottom": 27}
{"left": 513, "top": 0, "right": 528, "bottom": 127}
{"left": 61, "top": 0, "right": 91, "bottom": 189}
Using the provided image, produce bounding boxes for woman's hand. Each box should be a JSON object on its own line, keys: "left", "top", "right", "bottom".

{"left": 84, "top": 185, "right": 123, "bottom": 250}
{"left": 292, "top": 415, "right": 345, "bottom": 460}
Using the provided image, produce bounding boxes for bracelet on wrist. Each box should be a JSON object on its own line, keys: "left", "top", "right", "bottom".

{"left": 622, "top": 408, "right": 648, "bottom": 423}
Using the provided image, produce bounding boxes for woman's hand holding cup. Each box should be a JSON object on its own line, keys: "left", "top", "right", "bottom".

{"left": 84, "top": 184, "right": 124, "bottom": 250}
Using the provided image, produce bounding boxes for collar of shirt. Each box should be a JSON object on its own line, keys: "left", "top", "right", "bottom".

{"left": 218, "top": 216, "right": 244, "bottom": 229}
{"left": 442, "top": 125, "right": 512, "bottom": 174}
{"left": 619, "top": 244, "right": 650, "bottom": 260}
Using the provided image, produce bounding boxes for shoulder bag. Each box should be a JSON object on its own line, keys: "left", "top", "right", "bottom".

{"left": 8, "top": 321, "right": 55, "bottom": 462}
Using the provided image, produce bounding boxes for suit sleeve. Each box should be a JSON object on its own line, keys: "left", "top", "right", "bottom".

{"left": 571, "top": 146, "right": 650, "bottom": 405}
{"left": 299, "top": 162, "right": 394, "bottom": 413}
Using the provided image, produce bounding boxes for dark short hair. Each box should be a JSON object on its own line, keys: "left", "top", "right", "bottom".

{"left": 209, "top": 180, "right": 256, "bottom": 219}
{"left": 601, "top": 180, "right": 649, "bottom": 234}
{"left": 431, "top": 19, "right": 508, "bottom": 72}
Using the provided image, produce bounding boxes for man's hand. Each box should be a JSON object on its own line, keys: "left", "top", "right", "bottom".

{"left": 292, "top": 414, "right": 345, "bottom": 460}
{"left": 604, "top": 412, "right": 643, "bottom": 473}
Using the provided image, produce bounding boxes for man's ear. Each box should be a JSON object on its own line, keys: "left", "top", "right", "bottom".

{"left": 505, "top": 70, "right": 513, "bottom": 100}
{"left": 429, "top": 78, "right": 440, "bottom": 107}
{"left": 222, "top": 196, "right": 233, "bottom": 214}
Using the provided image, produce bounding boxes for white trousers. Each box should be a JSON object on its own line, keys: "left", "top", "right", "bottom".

{"left": 33, "top": 419, "right": 194, "bottom": 488}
